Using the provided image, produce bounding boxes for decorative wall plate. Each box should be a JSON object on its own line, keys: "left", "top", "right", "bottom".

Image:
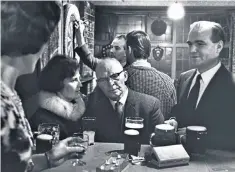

{"left": 151, "top": 19, "right": 167, "bottom": 36}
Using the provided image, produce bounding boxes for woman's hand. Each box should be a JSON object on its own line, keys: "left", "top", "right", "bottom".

{"left": 47, "top": 137, "right": 84, "bottom": 167}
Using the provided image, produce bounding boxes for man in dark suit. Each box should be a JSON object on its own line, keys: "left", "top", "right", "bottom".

{"left": 167, "top": 21, "right": 235, "bottom": 150}
{"left": 84, "top": 58, "right": 164, "bottom": 143}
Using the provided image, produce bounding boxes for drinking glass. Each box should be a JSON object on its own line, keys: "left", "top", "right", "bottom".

{"left": 70, "top": 133, "right": 89, "bottom": 166}
{"left": 38, "top": 123, "right": 60, "bottom": 146}
{"left": 82, "top": 117, "right": 96, "bottom": 145}
{"left": 125, "top": 117, "right": 144, "bottom": 130}
{"left": 124, "top": 117, "right": 144, "bottom": 156}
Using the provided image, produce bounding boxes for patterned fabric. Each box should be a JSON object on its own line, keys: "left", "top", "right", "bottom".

{"left": 125, "top": 65, "right": 177, "bottom": 118}
{"left": 1, "top": 81, "right": 34, "bottom": 172}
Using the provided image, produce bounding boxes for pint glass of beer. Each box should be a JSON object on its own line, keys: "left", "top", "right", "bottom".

{"left": 36, "top": 134, "right": 53, "bottom": 153}
{"left": 125, "top": 117, "right": 144, "bottom": 134}
{"left": 186, "top": 126, "right": 207, "bottom": 154}
{"left": 124, "top": 117, "right": 143, "bottom": 156}
{"left": 124, "top": 129, "right": 140, "bottom": 156}
{"left": 38, "top": 123, "right": 60, "bottom": 146}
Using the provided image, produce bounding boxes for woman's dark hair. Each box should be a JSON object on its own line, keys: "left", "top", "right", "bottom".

{"left": 39, "top": 55, "right": 80, "bottom": 93}
{"left": 126, "top": 30, "right": 151, "bottom": 59}
{"left": 1, "top": 1, "right": 60, "bottom": 57}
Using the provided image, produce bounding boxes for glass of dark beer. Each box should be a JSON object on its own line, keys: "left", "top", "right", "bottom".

{"left": 186, "top": 126, "right": 207, "bottom": 155}
{"left": 36, "top": 134, "right": 53, "bottom": 153}
{"left": 124, "top": 117, "right": 144, "bottom": 156}
{"left": 70, "top": 133, "right": 89, "bottom": 166}
{"left": 124, "top": 129, "right": 140, "bottom": 156}
{"left": 38, "top": 123, "right": 60, "bottom": 146}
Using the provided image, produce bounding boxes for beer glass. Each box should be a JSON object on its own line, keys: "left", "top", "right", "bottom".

{"left": 186, "top": 126, "right": 207, "bottom": 155}
{"left": 38, "top": 123, "right": 60, "bottom": 146}
{"left": 70, "top": 133, "right": 89, "bottom": 166}
{"left": 36, "top": 134, "right": 53, "bottom": 153}
{"left": 125, "top": 117, "right": 144, "bottom": 133}
{"left": 124, "top": 117, "right": 144, "bottom": 156}
{"left": 82, "top": 117, "right": 96, "bottom": 145}
{"left": 124, "top": 129, "right": 140, "bottom": 156}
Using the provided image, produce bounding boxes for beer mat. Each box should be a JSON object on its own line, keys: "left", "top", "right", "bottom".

{"left": 96, "top": 153, "right": 129, "bottom": 172}
{"left": 152, "top": 144, "right": 190, "bottom": 168}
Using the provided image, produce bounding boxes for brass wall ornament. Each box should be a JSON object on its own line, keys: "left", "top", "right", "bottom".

{"left": 152, "top": 45, "right": 164, "bottom": 61}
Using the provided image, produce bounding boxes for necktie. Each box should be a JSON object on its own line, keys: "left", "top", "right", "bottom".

{"left": 187, "top": 74, "right": 201, "bottom": 110}
{"left": 115, "top": 101, "right": 123, "bottom": 118}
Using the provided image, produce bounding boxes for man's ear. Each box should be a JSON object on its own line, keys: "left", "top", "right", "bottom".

{"left": 123, "top": 71, "right": 128, "bottom": 82}
{"left": 216, "top": 40, "right": 223, "bottom": 54}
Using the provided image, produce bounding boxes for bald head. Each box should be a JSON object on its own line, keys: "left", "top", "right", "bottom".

{"left": 96, "top": 58, "right": 128, "bottom": 101}
{"left": 96, "top": 58, "right": 123, "bottom": 79}
{"left": 189, "top": 21, "right": 225, "bottom": 43}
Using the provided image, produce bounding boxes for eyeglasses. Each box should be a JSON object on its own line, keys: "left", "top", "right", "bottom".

{"left": 97, "top": 71, "right": 123, "bottom": 83}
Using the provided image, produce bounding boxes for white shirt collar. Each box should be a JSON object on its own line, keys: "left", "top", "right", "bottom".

{"left": 109, "top": 89, "right": 128, "bottom": 109}
{"left": 132, "top": 59, "right": 151, "bottom": 68}
{"left": 188, "top": 62, "right": 221, "bottom": 108}
{"left": 200, "top": 62, "right": 221, "bottom": 84}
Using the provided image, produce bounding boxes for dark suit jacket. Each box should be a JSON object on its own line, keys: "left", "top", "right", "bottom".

{"left": 84, "top": 88, "right": 164, "bottom": 144}
{"left": 172, "top": 64, "right": 235, "bottom": 150}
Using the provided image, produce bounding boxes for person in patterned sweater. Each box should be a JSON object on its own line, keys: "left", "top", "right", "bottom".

{"left": 124, "top": 30, "right": 176, "bottom": 118}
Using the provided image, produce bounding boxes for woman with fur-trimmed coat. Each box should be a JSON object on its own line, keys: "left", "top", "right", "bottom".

{"left": 30, "top": 55, "right": 85, "bottom": 139}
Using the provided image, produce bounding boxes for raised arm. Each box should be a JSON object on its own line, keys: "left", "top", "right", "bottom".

{"left": 74, "top": 21, "right": 100, "bottom": 71}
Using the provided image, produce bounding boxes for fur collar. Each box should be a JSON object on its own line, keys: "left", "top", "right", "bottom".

{"left": 38, "top": 91, "right": 85, "bottom": 121}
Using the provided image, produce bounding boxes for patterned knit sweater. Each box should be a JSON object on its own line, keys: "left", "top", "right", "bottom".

{"left": 125, "top": 65, "right": 177, "bottom": 118}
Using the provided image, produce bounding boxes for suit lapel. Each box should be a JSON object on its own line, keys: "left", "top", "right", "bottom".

{"left": 179, "top": 70, "right": 197, "bottom": 102}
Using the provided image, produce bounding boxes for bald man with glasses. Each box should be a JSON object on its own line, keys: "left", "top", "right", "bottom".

{"left": 83, "top": 58, "right": 164, "bottom": 144}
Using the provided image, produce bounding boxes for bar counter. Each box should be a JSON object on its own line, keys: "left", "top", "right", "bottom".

{"left": 42, "top": 142, "right": 235, "bottom": 172}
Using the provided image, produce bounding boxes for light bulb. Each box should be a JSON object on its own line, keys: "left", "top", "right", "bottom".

{"left": 167, "top": 2, "right": 185, "bottom": 20}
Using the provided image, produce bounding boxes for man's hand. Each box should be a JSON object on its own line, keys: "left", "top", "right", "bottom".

{"left": 74, "top": 20, "right": 86, "bottom": 47}
{"left": 47, "top": 137, "right": 85, "bottom": 167}
{"left": 164, "top": 118, "right": 178, "bottom": 131}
